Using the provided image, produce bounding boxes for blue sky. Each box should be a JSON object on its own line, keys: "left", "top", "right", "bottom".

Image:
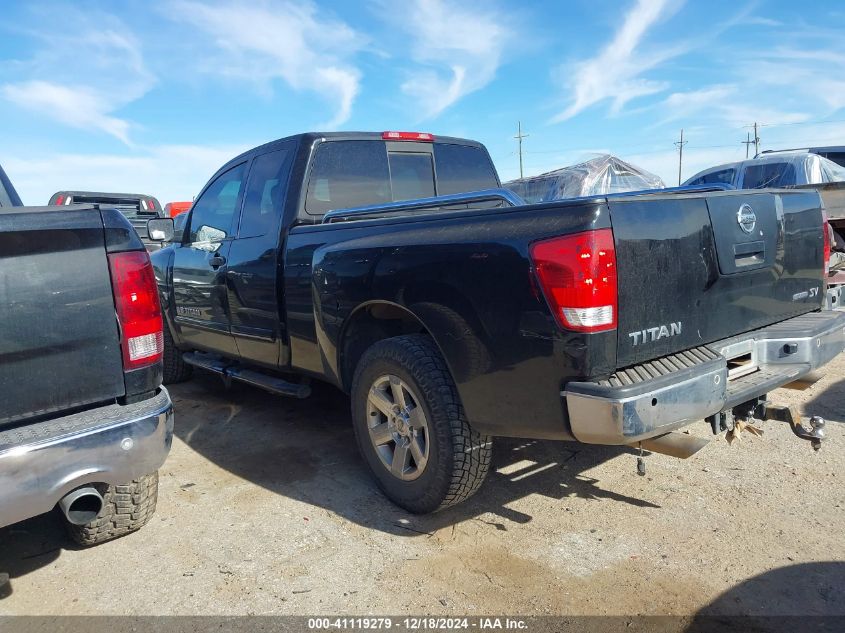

{"left": 2, "top": 0, "right": 845, "bottom": 204}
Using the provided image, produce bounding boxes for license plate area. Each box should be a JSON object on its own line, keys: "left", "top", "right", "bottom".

{"left": 719, "top": 339, "right": 759, "bottom": 380}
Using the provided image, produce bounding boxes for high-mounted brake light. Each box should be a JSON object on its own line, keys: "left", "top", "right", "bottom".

{"left": 107, "top": 251, "right": 163, "bottom": 370}
{"left": 823, "top": 209, "right": 831, "bottom": 275}
{"left": 530, "top": 229, "right": 618, "bottom": 333}
{"left": 382, "top": 131, "right": 434, "bottom": 142}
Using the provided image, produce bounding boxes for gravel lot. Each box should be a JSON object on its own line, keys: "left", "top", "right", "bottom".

{"left": 1, "top": 354, "right": 844, "bottom": 617}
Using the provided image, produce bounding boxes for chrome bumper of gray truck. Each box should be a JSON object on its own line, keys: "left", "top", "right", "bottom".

{"left": 0, "top": 387, "right": 173, "bottom": 528}
{"left": 564, "top": 311, "right": 845, "bottom": 445}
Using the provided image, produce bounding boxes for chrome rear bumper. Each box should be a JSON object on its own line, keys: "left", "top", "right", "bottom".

{"left": 564, "top": 311, "right": 845, "bottom": 445}
{"left": 0, "top": 388, "right": 173, "bottom": 528}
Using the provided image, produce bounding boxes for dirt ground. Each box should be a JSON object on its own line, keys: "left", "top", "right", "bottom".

{"left": 1, "top": 353, "right": 844, "bottom": 617}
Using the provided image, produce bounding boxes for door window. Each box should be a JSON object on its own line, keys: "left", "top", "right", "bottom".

{"left": 305, "top": 141, "right": 391, "bottom": 216}
{"left": 239, "top": 148, "right": 292, "bottom": 238}
{"left": 189, "top": 163, "right": 247, "bottom": 243}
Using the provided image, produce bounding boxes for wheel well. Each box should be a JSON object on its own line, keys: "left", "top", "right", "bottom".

{"left": 340, "top": 303, "right": 429, "bottom": 391}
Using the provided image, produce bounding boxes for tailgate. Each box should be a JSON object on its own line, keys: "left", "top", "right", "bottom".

{"left": 0, "top": 207, "right": 125, "bottom": 426}
{"left": 611, "top": 190, "right": 825, "bottom": 367}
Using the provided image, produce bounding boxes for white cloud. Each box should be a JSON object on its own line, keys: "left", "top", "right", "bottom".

{"left": 659, "top": 84, "right": 810, "bottom": 128}
{"left": 4, "top": 144, "right": 250, "bottom": 206}
{"left": 2, "top": 81, "right": 133, "bottom": 145}
{"left": 0, "top": 14, "right": 155, "bottom": 144}
{"left": 167, "top": 1, "right": 365, "bottom": 128}
{"left": 552, "top": 0, "right": 683, "bottom": 122}
{"left": 387, "top": 0, "right": 514, "bottom": 120}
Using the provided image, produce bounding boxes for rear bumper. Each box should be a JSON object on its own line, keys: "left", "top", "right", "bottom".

{"left": 564, "top": 311, "right": 845, "bottom": 445}
{"left": 0, "top": 388, "right": 173, "bottom": 528}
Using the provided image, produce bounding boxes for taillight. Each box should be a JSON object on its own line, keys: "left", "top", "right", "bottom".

{"left": 823, "top": 209, "right": 831, "bottom": 275}
{"left": 147, "top": 198, "right": 157, "bottom": 211}
{"left": 107, "top": 251, "right": 163, "bottom": 370}
{"left": 530, "top": 229, "right": 618, "bottom": 333}
{"left": 55, "top": 194, "right": 65, "bottom": 205}
{"left": 382, "top": 131, "right": 434, "bottom": 141}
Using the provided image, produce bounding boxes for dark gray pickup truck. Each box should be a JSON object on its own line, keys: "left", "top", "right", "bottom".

{"left": 148, "top": 131, "right": 844, "bottom": 514}
{"left": 0, "top": 164, "right": 173, "bottom": 545}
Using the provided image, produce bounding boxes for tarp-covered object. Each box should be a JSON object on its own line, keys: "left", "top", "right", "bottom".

{"left": 504, "top": 154, "right": 665, "bottom": 203}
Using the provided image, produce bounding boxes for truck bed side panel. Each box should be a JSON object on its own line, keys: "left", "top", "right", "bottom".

{"left": 0, "top": 208, "right": 125, "bottom": 426}
{"left": 286, "top": 201, "right": 614, "bottom": 439}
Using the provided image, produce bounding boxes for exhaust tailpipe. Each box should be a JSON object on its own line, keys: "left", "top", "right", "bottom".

{"left": 59, "top": 487, "right": 104, "bottom": 525}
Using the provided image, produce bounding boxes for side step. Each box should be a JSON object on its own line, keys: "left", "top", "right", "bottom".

{"left": 182, "top": 353, "right": 311, "bottom": 399}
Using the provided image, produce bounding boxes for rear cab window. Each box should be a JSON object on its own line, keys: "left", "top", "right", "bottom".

{"left": 303, "top": 138, "right": 499, "bottom": 218}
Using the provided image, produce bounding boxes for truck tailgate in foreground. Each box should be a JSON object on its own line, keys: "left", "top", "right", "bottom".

{"left": 0, "top": 206, "right": 125, "bottom": 427}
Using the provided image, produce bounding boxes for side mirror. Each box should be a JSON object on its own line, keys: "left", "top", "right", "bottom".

{"left": 147, "top": 217, "right": 175, "bottom": 242}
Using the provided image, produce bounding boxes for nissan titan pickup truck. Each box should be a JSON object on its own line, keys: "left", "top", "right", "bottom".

{"left": 147, "top": 131, "right": 843, "bottom": 514}
{"left": 1, "top": 164, "right": 173, "bottom": 545}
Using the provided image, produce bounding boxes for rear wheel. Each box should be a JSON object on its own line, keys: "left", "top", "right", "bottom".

{"left": 351, "top": 335, "right": 492, "bottom": 513}
{"left": 162, "top": 325, "right": 192, "bottom": 384}
{"left": 66, "top": 473, "right": 159, "bottom": 546}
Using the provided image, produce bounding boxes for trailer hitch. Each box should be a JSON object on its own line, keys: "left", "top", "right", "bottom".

{"left": 752, "top": 403, "right": 826, "bottom": 451}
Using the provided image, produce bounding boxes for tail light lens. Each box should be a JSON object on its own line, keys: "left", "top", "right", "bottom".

{"left": 55, "top": 194, "right": 65, "bottom": 205}
{"left": 823, "top": 209, "right": 831, "bottom": 275}
{"left": 530, "top": 229, "right": 618, "bottom": 333}
{"left": 107, "top": 251, "right": 163, "bottom": 370}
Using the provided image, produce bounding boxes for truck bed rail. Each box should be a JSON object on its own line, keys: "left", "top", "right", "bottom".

{"left": 321, "top": 189, "right": 525, "bottom": 224}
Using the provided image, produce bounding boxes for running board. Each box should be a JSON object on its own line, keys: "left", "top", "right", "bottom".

{"left": 182, "top": 353, "right": 311, "bottom": 399}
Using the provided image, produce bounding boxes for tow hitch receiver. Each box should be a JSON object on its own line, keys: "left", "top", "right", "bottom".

{"left": 755, "top": 403, "right": 826, "bottom": 451}
{"left": 710, "top": 399, "right": 827, "bottom": 451}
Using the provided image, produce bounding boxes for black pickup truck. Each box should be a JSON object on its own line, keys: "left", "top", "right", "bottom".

{"left": 149, "top": 131, "right": 844, "bottom": 513}
{"left": 0, "top": 163, "right": 173, "bottom": 544}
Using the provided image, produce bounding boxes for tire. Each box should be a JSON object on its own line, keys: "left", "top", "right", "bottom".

{"left": 162, "top": 324, "right": 192, "bottom": 384}
{"left": 66, "top": 473, "right": 159, "bottom": 546}
{"left": 351, "top": 334, "right": 492, "bottom": 513}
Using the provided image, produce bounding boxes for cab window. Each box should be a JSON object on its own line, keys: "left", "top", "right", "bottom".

{"left": 388, "top": 152, "right": 435, "bottom": 201}
{"left": 305, "top": 141, "right": 391, "bottom": 216}
{"left": 433, "top": 144, "right": 498, "bottom": 194}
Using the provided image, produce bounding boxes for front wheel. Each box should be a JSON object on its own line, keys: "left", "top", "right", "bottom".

{"left": 351, "top": 335, "right": 492, "bottom": 513}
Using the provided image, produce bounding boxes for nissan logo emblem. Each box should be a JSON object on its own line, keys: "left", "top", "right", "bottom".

{"left": 737, "top": 204, "right": 756, "bottom": 234}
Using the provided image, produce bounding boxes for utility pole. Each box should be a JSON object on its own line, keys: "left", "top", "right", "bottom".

{"left": 514, "top": 121, "right": 529, "bottom": 179}
{"left": 753, "top": 122, "right": 760, "bottom": 156}
{"left": 742, "top": 132, "right": 754, "bottom": 158}
{"left": 674, "top": 128, "right": 687, "bottom": 186}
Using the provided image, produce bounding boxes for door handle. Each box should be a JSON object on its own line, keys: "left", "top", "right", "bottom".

{"left": 210, "top": 255, "right": 227, "bottom": 268}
